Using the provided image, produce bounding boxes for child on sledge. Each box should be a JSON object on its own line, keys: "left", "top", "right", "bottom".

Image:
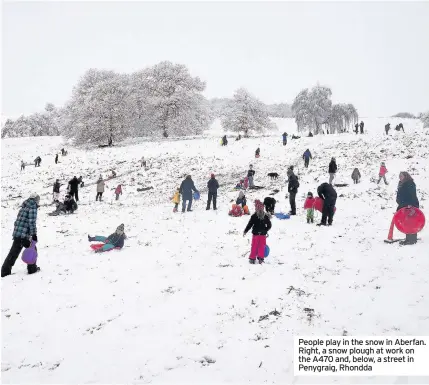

{"left": 236, "top": 191, "right": 247, "bottom": 207}
{"left": 243, "top": 200, "right": 271, "bottom": 264}
{"left": 229, "top": 204, "right": 243, "bottom": 217}
{"left": 172, "top": 187, "right": 180, "bottom": 212}
{"left": 378, "top": 162, "right": 388, "bottom": 185}
{"left": 303, "top": 192, "right": 315, "bottom": 224}
{"left": 88, "top": 224, "right": 127, "bottom": 253}
{"left": 115, "top": 184, "right": 123, "bottom": 200}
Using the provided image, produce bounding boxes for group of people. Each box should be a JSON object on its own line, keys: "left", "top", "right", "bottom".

{"left": 354, "top": 121, "right": 365, "bottom": 134}
{"left": 385, "top": 123, "right": 404, "bottom": 135}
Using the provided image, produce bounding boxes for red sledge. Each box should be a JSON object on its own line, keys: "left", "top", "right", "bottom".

{"left": 304, "top": 197, "right": 336, "bottom": 213}
{"left": 385, "top": 206, "right": 425, "bottom": 243}
{"left": 90, "top": 243, "right": 121, "bottom": 252}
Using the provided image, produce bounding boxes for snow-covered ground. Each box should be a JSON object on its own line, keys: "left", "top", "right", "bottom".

{"left": 1, "top": 118, "right": 429, "bottom": 384}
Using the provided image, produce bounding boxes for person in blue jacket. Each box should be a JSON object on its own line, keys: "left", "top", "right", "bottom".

{"left": 179, "top": 175, "right": 199, "bottom": 213}
{"left": 88, "top": 224, "right": 126, "bottom": 253}
{"left": 396, "top": 172, "right": 420, "bottom": 245}
{"left": 303, "top": 149, "right": 312, "bottom": 168}
{"left": 282, "top": 132, "right": 288, "bottom": 146}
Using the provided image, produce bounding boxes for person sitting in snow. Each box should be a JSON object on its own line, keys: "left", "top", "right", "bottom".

{"left": 303, "top": 192, "right": 315, "bottom": 224}
{"left": 49, "top": 194, "right": 77, "bottom": 216}
{"left": 235, "top": 179, "right": 245, "bottom": 190}
{"left": 243, "top": 200, "right": 272, "bottom": 264}
{"left": 351, "top": 168, "right": 361, "bottom": 184}
{"left": 88, "top": 224, "right": 127, "bottom": 253}
{"left": 236, "top": 191, "right": 247, "bottom": 208}
{"left": 171, "top": 187, "right": 180, "bottom": 212}
{"left": 115, "top": 184, "right": 122, "bottom": 200}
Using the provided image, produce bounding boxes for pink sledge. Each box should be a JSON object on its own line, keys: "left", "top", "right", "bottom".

{"left": 304, "top": 197, "right": 336, "bottom": 213}
{"left": 90, "top": 243, "right": 121, "bottom": 252}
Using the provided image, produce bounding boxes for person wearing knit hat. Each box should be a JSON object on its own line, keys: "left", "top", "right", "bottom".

{"left": 207, "top": 173, "right": 219, "bottom": 210}
{"left": 2, "top": 194, "right": 40, "bottom": 277}
{"left": 88, "top": 223, "right": 127, "bottom": 253}
{"left": 243, "top": 199, "right": 272, "bottom": 264}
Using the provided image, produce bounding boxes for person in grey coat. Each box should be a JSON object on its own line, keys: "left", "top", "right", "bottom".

{"left": 96, "top": 176, "right": 105, "bottom": 201}
{"left": 179, "top": 175, "right": 199, "bottom": 212}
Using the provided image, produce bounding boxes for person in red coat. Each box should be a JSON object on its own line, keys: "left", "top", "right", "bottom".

{"left": 378, "top": 162, "right": 388, "bottom": 185}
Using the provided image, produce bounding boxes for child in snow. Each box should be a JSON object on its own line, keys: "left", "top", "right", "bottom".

{"left": 115, "top": 184, "right": 122, "bottom": 200}
{"left": 236, "top": 191, "right": 247, "bottom": 207}
{"left": 378, "top": 162, "right": 388, "bottom": 185}
{"left": 172, "top": 187, "right": 180, "bottom": 212}
{"left": 229, "top": 204, "right": 243, "bottom": 217}
{"left": 255, "top": 147, "right": 260, "bottom": 158}
{"left": 88, "top": 224, "right": 127, "bottom": 253}
{"left": 235, "top": 179, "right": 245, "bottom": 190}
{"left": 351, "top": 168, "right": 361, "bottom": 184}
{"left": 247, "top": 165, "right": 255, "bottom": 188}
{"left": 140, "top": 157, "right": 147, "bottom": 168}
{"left": 303, "top": 192, "right": 315, "bottom": 224}
{"left": 243, "top": 200, "right": 272, "bottom": 264}
{"left": 21, "top": 160, "right": 25, "bottom": 171}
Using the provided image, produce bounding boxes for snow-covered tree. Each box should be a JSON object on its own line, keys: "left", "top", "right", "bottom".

{"left": 266, "top": 103, "right": 293, "bottom": 118}
{"left": 64, "top": 69, "right": 132, "bottom": 145}
{"left": 221, "top": 88, "right": 274, "bottom": 136}
{"left": 421, "top": 111, "right": 429, "bottom": 128}
{"left": 292, "top": 85, "right": 333, "bottom": 134}
{"left": 326, "top": 103, "right": 358, "bottom": 133}
{"left": 129, "top": 61, "right": 211, "bottom": 137}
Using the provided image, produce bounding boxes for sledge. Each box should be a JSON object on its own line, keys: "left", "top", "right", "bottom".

{"left": 304, "top": 197, "right": 337, "bottom": 213}
{"left": 90, "top": 243, "right": 121, "bottom": 252}
{"left": 264, "top": 245, "right": 270, "bottom": 258}
{"left": 274, "top": 213, "right": 290, "bottom": 220}
{"left": 193, "top": 191, "right": 200, "bottom": 200}
{"left": 385, "top": 206, "right": 425, "bottom": 243}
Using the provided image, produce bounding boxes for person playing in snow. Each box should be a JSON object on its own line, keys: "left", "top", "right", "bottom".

{"left": 179, "top": 175, "right": 199, "bottom": 212}
{"left": 398, "top": 123, "right": 404, "bottom": 132}
{"left": 377, "top": 162, "right": 388, "bottom": 185}
{"left": 236, "top": 191, "right": 247, "bottom": 208}
{"left": 68, "top": 176, "right": 81, "bottom": 201}
{"left": 317, "top": 182, "right": 337, "bottom": 226}
{"left": 308, "top": 131, "right": 313, "bottom": 137}
{"left": 255, "top": 147, "right": 260, "bottom": 158}
{"left": 243, "top": 200, "right": 272, "bottom": 264}
{"left": 235, "top": 134, "right": 242, "bottom": 141}
{"left": 55, "top": 154, "right": 59, "bottom": 164}
{"left": 385, "top": 123, "right": 391, "bottom": 135}
{"left": 109, "top": 170, "right": 116, "bottom": 179}
{"left": 263, "top": 197, "right": 276, "bottom": 215}
{"left": 351, "top": 168, "right": 361, "bottom": 184}
{"left": 235, "top": 179, "right": 245, "bottom": 190}
{"left": 171, "top": 187, "right": 180, "bottom": 212}
{"left": 359, "top": 121, "right": 364, "bottom": 134}
{"left": 282, "top": 132, "right": 288, "bottom": 146}
{"left": 328, "top": 157, "right": 337, "bottom": 185}
{"left": 21, "top": 160, "right": 25, "bottom": 171}
{"left": 221, "top": 135, "right": 228, "bottom": 146}
{"left": 115, "top": 184, "right": 122, "bottom": 200}
{"left": 61, "top": 148, "right": 65, "bottom": 156}
{"left": 228, "top": 204, "right": 243, "bottom": 217}
{"left": 247, "top": 165, "right": 255, "bottom": 188}
{"left": 396, "top": 171, "right": 420, "bottom": 245}
{"left": 1, "top": 193, "right": 40, "bottom": 277}
{"left": 53, "top": 179, "right": 61, "bottom": 202}
{"left": 78, "top": 176, "right": 84, "bottom": 188}
{"left": 49, "top": 194, "right": 77, "bottom": 216}
{"left": 206, "top": 174, "right": 219, "bottom": 210}
{"left": 140, "top": 156, "right": 147, "bottom": 168}
{"left": 303, "top": 149, "right": 312, "bottom": 168}
{"left": 354, "top": 123, "right": 359, "bottom": 134}
{"left": 96, "top": 176, "right": 105, "bottom": 201}
{"left": 34, "top": 156, "right": 41, "bottom": 167}
{"left": 304, "top": 192, "right": 315, "bottom": 224}
{"left": 287, "top": 168, "right": 299, "bottom": 215}
{"left": 88, "top": 224, "right": 126, "bottom": 253}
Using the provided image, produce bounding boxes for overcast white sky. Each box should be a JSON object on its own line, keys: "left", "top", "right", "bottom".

{"left": 2, "top": 1, "right": 429, "bottom": 118}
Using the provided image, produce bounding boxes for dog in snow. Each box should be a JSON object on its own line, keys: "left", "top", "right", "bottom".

{"left": 267, "top": 172, "right": 279, "bottom": 180}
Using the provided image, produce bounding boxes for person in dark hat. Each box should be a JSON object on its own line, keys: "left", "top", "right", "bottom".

{"left": 88, "top": 224, "right": 127, "bottom": 253}
{"left": 206, "top": 173, "right": 219, "bottom": 210}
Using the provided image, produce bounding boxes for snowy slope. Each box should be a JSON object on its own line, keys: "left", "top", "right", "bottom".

{"left": 1, "top": 118, "right": 429, "bottom": 384}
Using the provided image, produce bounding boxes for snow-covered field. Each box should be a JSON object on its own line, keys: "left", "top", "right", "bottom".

{"left": 1, "top": 118, "right": 429, "bottom": 384}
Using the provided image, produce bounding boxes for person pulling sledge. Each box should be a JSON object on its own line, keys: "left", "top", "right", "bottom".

{"left": 304, "top": 192, "right": 315, "bottom": 224}
{"left": 88, "top": 224, "right": 126, "bottom": 253}
{"left": 317, "top": 182, "right": 337, "bottom": 226}
{"left": 179, "top": 175, "right": 199, "bottom": 212}
{"left": 243, "top": 200, "right": 272, "bottom": 264}
{"left": 351, "top": 168, "right": 361, "bottom": 184}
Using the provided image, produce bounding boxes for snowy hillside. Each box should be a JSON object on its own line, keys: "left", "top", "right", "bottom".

{"left": 1, "top": 118, "right": 429, "bottom": 384}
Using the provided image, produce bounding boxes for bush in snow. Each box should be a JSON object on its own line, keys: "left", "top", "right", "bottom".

{"left": 221, "top": 88, "right": 275, "bottom": 136}
{"left": 392, "top": 112, "right": 416, "bottom": 119}
{"left": 292, "top": 85, "right": 357, "bottom": 135}
{"left": 129, "top": 61, "right": 212, "bottom": 137}
{"left": 1, "top": 103, "right": 61, "bottom": 138}
{"left": 421, "top": 111, "right": 429, "bottom": 128}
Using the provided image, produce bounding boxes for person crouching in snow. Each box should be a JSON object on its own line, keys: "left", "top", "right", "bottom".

{"left": 88, "top": 224, "right": 126, "bottom": 253}
{"left": 243, "top": 200, "right": 272, "bottom": 264}
{"left": 172, "top": 187, "right": 180, "bottom": 212}
{"left": 304, "top": 192, "right": 315, "bottom": 224}
{"left": 115, "top": 184, "right": 122, "bottom": 200}
{"left": 378, "top": 162, "right": 388, "bottom": 185}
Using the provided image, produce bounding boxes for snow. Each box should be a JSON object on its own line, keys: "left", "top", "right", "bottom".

{"left": 1, "top": 118, "right": 429, "bottom": 384}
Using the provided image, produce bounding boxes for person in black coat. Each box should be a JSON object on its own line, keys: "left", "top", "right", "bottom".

{"left": 328, "top": 157, "right": 337, "bottom": 185}
{"left": 263, "top": 197, "right": 276, "bottom": 215}
{"left": 287, "top": 169, "right": 299, "bottom": 215}
{"left": 385, "top": 123, "right": 391, "bottom": 135}
{"left": 354, "top": 123, "right": 359, "bottom": 134}
{"left": 64, "top": 194, "right": 78, "bottom": 213}
{"left": 206, "top": 174, "right": 219, "bottom": 210}
{"left": 53, "top": 179, "right": 61, "bottom": 202}
{"left": 55, "top": 154, "right": 59, "bottom": 164}
{"left": 359, "top": 121, "right": 364, "bottom": 134}
{"left": 68, "top": 176, "right": 80, "bottom": 201}
{"left": 396, "top": 172, "right": 420, "bottom": 245}
{"left": 179, "top": 175, "right": 199, "bottom": 212}
{"left": 317, "top": 182, "right": 337, "bottom": 226}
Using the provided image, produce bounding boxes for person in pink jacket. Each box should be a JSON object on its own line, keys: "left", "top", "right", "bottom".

{"left": 378, "top": 162, "right": 388, "bottom": 185}
{"left": 115, "top": 184, "right": 122, "bottom": 200}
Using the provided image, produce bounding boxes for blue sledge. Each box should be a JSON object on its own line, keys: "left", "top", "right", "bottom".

{"left": 265, "top": 245, "right": 270, "bottom": 258}
{"left": 193, "top": 192, "right": 200, "bottom": 200}
{"left": 274, "top": 213, "right": 290, "bottom": 220}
